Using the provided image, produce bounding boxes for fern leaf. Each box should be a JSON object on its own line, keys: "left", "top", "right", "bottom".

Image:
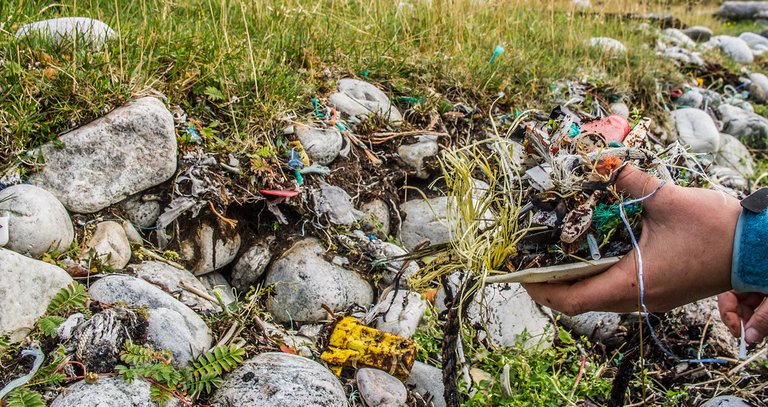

{"left": 37, "top": 316, "right": 65, "bottom": 337}
{"left": 149, "top": 384, "right": 174, "bottom": 405}
{"left": 5, "top": 388, "right": 45, "bottom": 407}
{"left": 190, "top": 344, "right": 245, "bottom": 379}
{"left": 186, "top": 372, "right": 223, "bottom": 397}
{"left": 46, "top": 281, "right": 88, "bottom": 315}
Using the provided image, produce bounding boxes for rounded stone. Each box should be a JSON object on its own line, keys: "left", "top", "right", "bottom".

{"left": 589, "top": 37, "right": 626, "bottom": 54}
{"left": 15, "top": 17, "right": 115, "bottom": 51}
{"left": 230, "top": 239, "right": 273, "bottom": 294}
{"left": 683, "top": 26, "right": 712, "bottom": 42}
{"left": 50, "top": 377, "right": 164, "bottom": 407}
{"left": 368, "top": 290, "right": 427, "bottom": 339}
{"left": 264, "top": 238, "right": 373, "bottom": 323}
{"left": 0, "top": 184, "right": 74, "bottom": 258}
{"left": 212, "top": 352, "right": 346, "bottom": 407}
{"left": 179, "top": 219, "right": 241, "bottom": 275}
{"left": 121, "top": 194, "right": 162, "bottom": 229}
{"left": 717, "top": 133, "right": 754, "bottom": 176}
{"left": 670, "top": 108, "right": 720, "bottom": 154}
{"left": 296, "top": 124, "right": 344, "bottom": 165}
{"left": 85, "top": 221, "right": 132, "bottom": 269}
{"left": 712, "top": 35, "right": 754, "bottom": 64}
{"left": 361, "top": 199, "right": 391, "bottom": 236}
{"left": 398, "top": 135, "right": 439, "bottom": 179}
{"left": 356, "top": 368, "right": 407, "bottom": 407}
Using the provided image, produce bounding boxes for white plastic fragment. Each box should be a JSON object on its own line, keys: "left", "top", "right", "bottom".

{"left": 525, "top": 164, "right": 555, "bottom": 191}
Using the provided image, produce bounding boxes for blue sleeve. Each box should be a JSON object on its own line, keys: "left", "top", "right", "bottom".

{"left": 732, "top": 209, "right": 768, "bottom": 294}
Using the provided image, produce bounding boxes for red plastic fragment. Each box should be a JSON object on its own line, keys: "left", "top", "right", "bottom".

{"left": 580, "top": 114, "right": 631, "bottom": 145}
{"left": 260, "top": 189, "right": 300, "bottom": 197}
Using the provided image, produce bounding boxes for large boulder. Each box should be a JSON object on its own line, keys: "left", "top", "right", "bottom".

{"left": 740, "top": 32, "right": 768, "bottom": 53}
{"left": 15, "top": 17, "right": 115, "bottom": 50}
{"left": 265, "top": 238, "right": 374, "bottom": 323}
{"left": 88, "top": 275, "right": 212, "bottom": 366}
{"left": 589, "top": 37, "right": 626, "bottom": 54}
{"left": 212, "top": 352, "right": 346, "bottom": 407}
{"left": 683, "top": 26, "right": 713, "bottom": 42}
{"left": 719, "top": 104, "right": 768, "bottom": 148}
{"left": 670, "top": 108, "right": 720, "bottom": 154}
{"left": 0, "top": 248, "right": 73, "bottom": 341}
{"left": 748, "top": 72, "right": 768, "bottom": 104}
{"left": 329, "top": 78, "right": 403, "bottom": 124}
{"left": 31, "top": 97, "right": 177, "bottom": 214}
{"left": 50, "top": 377, "right": 172, "bottom": 407}
{"left": 0, "top": 184, "right": 74, "bottom": 257}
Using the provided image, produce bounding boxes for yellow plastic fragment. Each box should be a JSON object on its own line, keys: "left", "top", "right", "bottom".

{"left": 320, "top": 317, "right": 417, "bottom": 379}
{"left": 288, "top": 140, "right": 311, "bottom": 166}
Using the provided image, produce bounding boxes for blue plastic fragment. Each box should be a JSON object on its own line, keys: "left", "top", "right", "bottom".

{"left": 287, "top": 148, "right": 305, "bottom": 170}
{"left": 568, "top": 123, "right": 580, "bottom": 137}
{"left": 488, "top": 45, "right": 505, "bottom": 65}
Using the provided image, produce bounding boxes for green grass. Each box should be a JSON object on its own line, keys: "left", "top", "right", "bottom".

{"left": 0, "top": 0, "right": 750, "bottom": 169}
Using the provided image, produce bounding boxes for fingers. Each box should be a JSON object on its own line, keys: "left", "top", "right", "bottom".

{"left": 718, "top": 291, "right": 744, "bottom": 337}
{"left": 745, "top": 297, "right": 768, "bottom": 344}
{"left": 614, "top": 165, "right": 664, "bottom": 200}
{"left": 523, "top": 254, "right": 638, "bottom": 315}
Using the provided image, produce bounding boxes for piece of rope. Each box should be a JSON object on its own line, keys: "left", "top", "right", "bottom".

{"left": 618, "top": 181, "right": 728, "bottom": 364}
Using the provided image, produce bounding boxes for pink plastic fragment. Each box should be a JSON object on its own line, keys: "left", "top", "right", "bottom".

{"left": 580, "top": 115, "right": 631, "bottom": 145}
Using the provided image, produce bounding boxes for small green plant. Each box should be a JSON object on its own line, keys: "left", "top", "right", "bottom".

{"left": 4, "top": 388, "right": 44, "bottom": 407}
{"left": 46, "top": 281, "right": 89, "bottom": 317}
{"left": 116, "top": 342, "right": 245, "bottom": 404}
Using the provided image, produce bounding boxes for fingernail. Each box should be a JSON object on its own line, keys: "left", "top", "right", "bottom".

{"left": 745, "top": 327, "right": 762, "bottom": 344}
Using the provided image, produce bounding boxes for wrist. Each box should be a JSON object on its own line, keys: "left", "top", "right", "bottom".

{"left": 732, "top": 208, "right": 768, "bottom": 294}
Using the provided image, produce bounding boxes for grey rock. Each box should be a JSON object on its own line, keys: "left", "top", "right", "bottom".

{"left": 716, "top": 133, "right": 754, "bottom": 176}
{"left": 558, "top": 312, "right": 633, "bottom": 347}
{"left": 670, "top": 108, "right": 720, "bottom": 154}
{"left": 71, "top": 307, "right": 144, "bottom": 373}
{"left": 661, "top": 28, "right": 696, "bottom": 48}
{"left": 199, "top": 272, "right": 237, "bottom": 307}
{"left": 674, "top": 87, "right": 704, "bottom": 109}
{"left": 740, "top": 32, "right": 768, "bottom": 52}
{"left": 361, "top": 199, "right": 391, "bottom": 236}
{"left": 32, "top": 97, "right": 177, "bottom": 214}
{"left": 407, "top": 362, "right": 446, "bottom": 407}
{"left": 296, "top": 124, "right": 344, "bottom": 165}
{"left": 589, "top": 37, "right": 626, "bottom": 54}
{"left": 230, "top": 239, "right": 273, "bottom": 293}
{"left": 312, "top": 180, "right": 365, "bottom": 226}
{"left": 345, "top": 231, "right": 418, "bottom": 287}
{"left": 179, "top": 219, "right": 241, "bottom": 275}
{"left": 329, "top": 78, "right": 403, "bottom": 124}
{"left": 748, "top": 72, "right": 768, "bottom": 103}
{"left": 0, "top": 184, "right": 74, "bottom": 257}
{"left": 659, "top": 46, "right": 705, "bottom": 66}
{"left": 367, "top": 289, "right": 427, "bottom": 339}
{"left": 0, "top": 248, "right": 73, "bottom": 341}
{"left": 671, "top": 297, "right": 737, "bottom": 358}
{"left": 715, "top": 2, "right": 768, "bottom": 19}
{"left": 710, "top": 166, "right": 749, "bottom": 191}
{"left": 701, "top": 396, "right": 751, "bottom": 407}
{"left": 719, "top": 104, "right": 768, "bottom": 148}
{"left": 85, "top": 221, "right": 131, "bottom": 269}
{"left": 57, "top": 313, "right": 85, "bottom": 341}
{"left": 711, "top": 35, "right": 754, "bottom": 64}
{"left": 15, "top": 17, "right": 115, "bottom": 50}
{"left": 398, "top": 135, "right": 439, "bottom": 179}
{"left": 683, "top": 26, "right": 712, "bottom": 42}
{"left": 399, "top": 183, "right": 493, "bottom": 251}
{"left": 610, "top": 102, "right": 630, "bottom": 119}
{"left": 88, "top": 275, "right": 212, "bottom": 366}
{"left": 121, "top": 194, "right": 162, "bottom": 229}
{"left": 468, "top": 283, "right": 552, "bottom": 349}
{"left": 212, "top": 352, "right": 346, "bottom": 407}
{"left": 357, "top": 368, "right": 407, "bottom": 407}
{"left": 130, "top": 261, "right": 219, "bottom": 313}
{"left": 122, "top": 220, "right": 143, "bottom": 245}
{"left": 265, "top": 238, "right": 374, "bottom": 323}
{"left": 50, "top": 377, "right": 172, "bottom": 407}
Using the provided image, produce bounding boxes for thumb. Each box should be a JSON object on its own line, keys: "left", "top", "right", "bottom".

{"left": 614, "top": 165, "right": 664, "bottom": 201}
{"left": 744, "top": 298, "right": 768, "bottom": 344}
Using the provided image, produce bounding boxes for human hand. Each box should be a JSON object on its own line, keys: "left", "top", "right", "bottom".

{"left": 523, "top": 165, "right": 742, "bottom": 315}
{"left": 718, "top": 291, "right": 768, "bottom": 345}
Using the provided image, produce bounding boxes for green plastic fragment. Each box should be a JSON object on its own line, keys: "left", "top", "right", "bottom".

{"left": 593, "top": 202, "right": 642, "bottom": 235}
{"left": 608, "top": 141, "right": 623, "bottom": 147}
